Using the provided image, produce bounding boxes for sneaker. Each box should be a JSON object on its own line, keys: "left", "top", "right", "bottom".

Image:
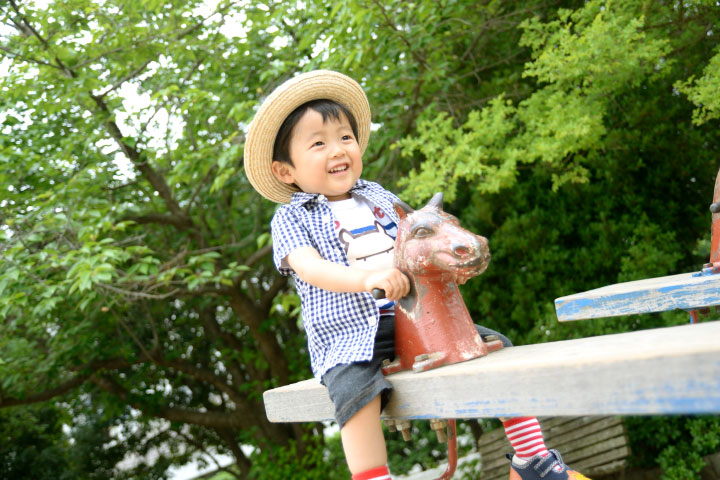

{"left": 507, "top": 449, "right": 591, "bottom": 479}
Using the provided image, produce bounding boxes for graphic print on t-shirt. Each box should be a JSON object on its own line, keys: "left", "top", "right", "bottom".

{"left": 338, "top": 221, "right": 395, "bottom": 270}
{"left": 328, "top": 194, "right": 397, "bottom": 313}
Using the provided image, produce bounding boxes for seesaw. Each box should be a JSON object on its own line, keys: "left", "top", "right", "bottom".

{"left": 264, "top": 170, "right": 720, "bottom": 479}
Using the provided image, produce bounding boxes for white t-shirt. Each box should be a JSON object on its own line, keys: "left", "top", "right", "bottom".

{"left": 328, "top": 193, "right": 397, "bottom": 313}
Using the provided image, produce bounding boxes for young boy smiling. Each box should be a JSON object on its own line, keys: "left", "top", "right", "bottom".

{"left": 243, "top": 70, "right": 589, "bottom": 480}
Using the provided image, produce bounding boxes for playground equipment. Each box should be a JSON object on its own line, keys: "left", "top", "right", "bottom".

{"left": 376, "top": 193, "right": 504, "bottom": 376}
{"left": 369, "top": 193, "right": 504, "bottom": 479}
{"left": 264, "top": 171, "right": 720, "bottom": 479}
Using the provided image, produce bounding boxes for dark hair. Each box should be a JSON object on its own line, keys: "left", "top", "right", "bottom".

{"left": 272, "top": 99, "right": 359, "bottom": 166}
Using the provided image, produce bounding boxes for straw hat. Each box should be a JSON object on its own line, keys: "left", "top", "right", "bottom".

{"left": 243, "top": 70, "right": 371, "bottom": 203}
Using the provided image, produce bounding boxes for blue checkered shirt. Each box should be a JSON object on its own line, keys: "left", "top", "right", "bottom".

{"left": 271, "top": 179, "right": 401, "bottom": 378}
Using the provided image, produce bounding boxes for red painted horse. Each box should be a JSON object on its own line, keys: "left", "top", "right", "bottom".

{"left": 379, "top": 192, "right": 504, "bottom": 375}
{"left": 373, "top": 193, "right": 505, "bottom": 480}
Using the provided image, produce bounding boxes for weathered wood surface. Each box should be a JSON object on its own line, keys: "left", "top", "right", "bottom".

{"left": 554, "top": 272, "right": 720, "bottom": 322}
{"left": 477, "top": 416, "right": 630, "bottom": 480}
{"left": 263, "top": 321, "right": 720, "bottom": 422}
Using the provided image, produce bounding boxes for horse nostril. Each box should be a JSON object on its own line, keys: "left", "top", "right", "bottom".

{"left": 453, "top": 244, "right": 470, "bottom": 257}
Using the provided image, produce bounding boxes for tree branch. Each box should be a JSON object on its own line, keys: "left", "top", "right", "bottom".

{"left": 213, "top": 428, "right": 251, "bottom": 479}
{"left": 96, "top": 59, "right": 153, "bottom": 98}
{"left": 8, "top": 0, "right": 75, "bottom": 78}
{"left": 0, "top": 375, "right": 88, "bottom": 408}
{"left": 370, "top": 0, "right": 429, "bottom": 70}
{"left": 88, "top": 93, "right": 193, "bottom": 224}
{"left": 174, "top": 429, "right": 244, "bottom": 480}
{"left": 97, "top": 282, "right": 181, "bottom": 300}
{"left": 0, "top": 45, "right": 59, "bottom": 69}
{"left": 90, "top": 374, "right": 251, "bottom": 430}
{"left": 159, "top": 359, "right": 247, "bottom": 407}
{"left": 228, "top": 291, "right": 290, "bottom": 385}
{"left": 8, "top": 0, "right": 48, "bottom": 48}
{"left": 123, "top": 212, "right": 196, "bottom": 229}
{"left": 0, "top": 356, "right": 145, "bottom": 408}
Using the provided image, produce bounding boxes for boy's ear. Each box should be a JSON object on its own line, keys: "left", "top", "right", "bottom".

{"left": 271, "top": 161, "right": 295, "bottom": 184}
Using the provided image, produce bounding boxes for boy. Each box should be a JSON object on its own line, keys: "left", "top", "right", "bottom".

{"left": 244, "top": 70, "right": 589, "bottom": 480}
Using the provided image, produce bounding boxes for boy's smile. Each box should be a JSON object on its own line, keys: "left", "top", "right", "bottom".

{"left": 271, "top": 109, "right": 363, "bottom": 201}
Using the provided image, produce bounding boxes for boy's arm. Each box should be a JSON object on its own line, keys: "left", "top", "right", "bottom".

{"left": 286, "top": 246, "right": 410, "bottom": 301}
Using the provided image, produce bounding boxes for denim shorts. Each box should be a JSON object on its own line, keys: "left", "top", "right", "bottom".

{"left": 321, "top": 315, "right": 512, "bottom": 428}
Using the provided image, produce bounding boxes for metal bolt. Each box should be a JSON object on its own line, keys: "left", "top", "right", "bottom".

{"left": 383, "top": 418, "right": 397, "bottom": 432}
{"left": 396, "top": 420, "right": 412, "bottom": 441}
{"left": 430, "top": 419, "right": 448, "bottom": 443}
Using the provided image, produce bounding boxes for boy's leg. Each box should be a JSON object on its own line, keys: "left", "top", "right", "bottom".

{"left": 341, "top": 394, "right": 390, "bottom": 477}
{"left": 474, "top": 325, "right": 590, "bottom": 478}
{"left": 501, "top": 419, "right": 590, "bottom": 479}
{"left": 324, "top": 316, "right": 395, "bottom": 478}
{"left": 501, "top": 416, "right": 549, "bottom": 459}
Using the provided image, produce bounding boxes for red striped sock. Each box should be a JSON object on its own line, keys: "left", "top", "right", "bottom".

{"left": 352, "top": 465, "right": 392, "bottom": 480}
{"left": 502, "top": 417, "right": 550, "bottom": 459}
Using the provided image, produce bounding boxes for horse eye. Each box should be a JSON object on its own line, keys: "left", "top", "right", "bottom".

{"left": 413, "top": 226, "right": 433, "bottom": 238}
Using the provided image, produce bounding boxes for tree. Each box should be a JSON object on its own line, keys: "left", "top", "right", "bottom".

{"left": 390, "top": 0, "right": 720, "bottom": 343}
{"left": 0, "top": 403, "right": 73, "bottom": 480}
{"left": 1, "top": 0, "right": 718, "bottom": 478}
{"left": 1, "top": 0, "right": 320, "bottom": 476}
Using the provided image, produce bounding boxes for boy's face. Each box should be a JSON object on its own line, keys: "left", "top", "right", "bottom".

{"left": 271, "top": 109, "right": 362, "bottom": 202}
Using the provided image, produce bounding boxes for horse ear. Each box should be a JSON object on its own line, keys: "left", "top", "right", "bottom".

{"left": 394, "top": 200, "right": 414, "bottom": 219}
{"left": 427, "top": 192, "right": 443, "bottom": 210}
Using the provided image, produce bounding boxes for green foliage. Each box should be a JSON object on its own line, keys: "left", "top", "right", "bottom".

{"left": 676, "top": 49, "right": 720, "bottom": 126}
{"left": 617, "top": 215, "right": 683, "bottom": 283}
{"left": 626, "top": 415, "right": 720, "bottom": 480}
{"left": 0, "top": 403, "right": 162, "bottom": 479}
{"left": 0, "top": 404, "right": 73, "bottom": 480}
{"left": 248, "top": 433, "right": 348, "bottom": 480}
{"left": 396, "top": 0, "right": 673, "bottom": 203}
{"left": 1, "top": 0, "right": 310, "bottom": 476}
{"left": 1, "top": 0, "right": 719, "bottom": 477}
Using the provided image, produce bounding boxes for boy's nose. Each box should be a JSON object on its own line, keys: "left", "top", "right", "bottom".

{"left": 329, "top": 143, "right": 344, "bottom": 157}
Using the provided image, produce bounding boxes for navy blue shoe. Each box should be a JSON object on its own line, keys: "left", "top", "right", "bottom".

{"left": 507, "top": 449, "right": 590, "bottom": 479}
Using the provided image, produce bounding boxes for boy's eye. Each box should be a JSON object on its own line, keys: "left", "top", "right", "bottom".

{"left": 312, "top": 141, "right": 324, "bottom": 147}
{"left": 342, "top": 135, "right": 353, "bottom": 141}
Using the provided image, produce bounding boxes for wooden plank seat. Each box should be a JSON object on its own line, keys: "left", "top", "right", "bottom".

{"left": 554, "top": 271, "right": 720, "bottom": 322}
{"left": 477, "top": 416, "right": 630, "bottom": 480}
{"left": 264, "top": 321, "right": 720, "bottom": 422}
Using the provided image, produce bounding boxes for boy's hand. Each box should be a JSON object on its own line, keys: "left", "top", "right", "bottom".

{"left": 363, "top": 268, "right": 410, "bottom": 301}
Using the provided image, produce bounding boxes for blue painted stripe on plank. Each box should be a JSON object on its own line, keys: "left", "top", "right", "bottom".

{"left": 555, "top": 278, "right": 720, "bottom": 320}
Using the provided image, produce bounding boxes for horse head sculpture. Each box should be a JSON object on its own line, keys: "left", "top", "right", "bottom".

{"left": 381, "top": 192, "right": 504, "bottom": 375}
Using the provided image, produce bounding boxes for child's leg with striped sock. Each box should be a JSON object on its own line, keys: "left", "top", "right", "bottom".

{"left": 502, "top": 417, "right": 591, "bottom": 479}
{"left": 502, "top": 416, "right": 549, "bottom": 459}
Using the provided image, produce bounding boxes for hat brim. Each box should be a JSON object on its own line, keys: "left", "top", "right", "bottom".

{"left": 244, "top": 70, "right": 371, "bottom": 203}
